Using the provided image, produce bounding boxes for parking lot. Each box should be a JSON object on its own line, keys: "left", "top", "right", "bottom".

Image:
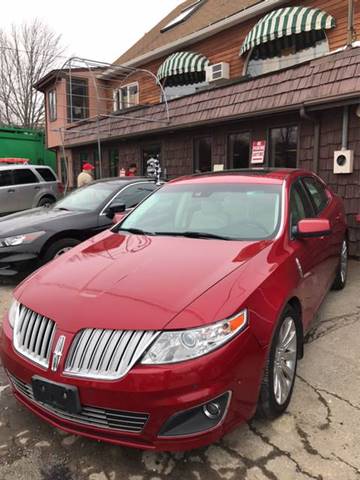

{"left": 0, "top": 263, "right": 360, "bottom": 480}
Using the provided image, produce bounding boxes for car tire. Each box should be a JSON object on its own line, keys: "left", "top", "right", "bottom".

{"left": 43, "top": 238, "right": 80, "bottom": 263}
{"left": 37, "top": 196, "right": 56, "bottom": 208}
{"left": 331, "top": 239, "right": 348, "bottom": 291}
{"left": 256, "top": 306, "right": 298, "bottom": 419}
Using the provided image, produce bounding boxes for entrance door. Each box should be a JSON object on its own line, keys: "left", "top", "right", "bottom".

{"left": 109, "top": 149, "right": 119, "bottom": 177}
{"left": 194, "top": 137, "right": 212, "bottom": 173}
{"left": 228, "top": 132, "right": 251, "bottom": 169}
{"left": 142, "top": 144, "right": 161, "bottom": 176}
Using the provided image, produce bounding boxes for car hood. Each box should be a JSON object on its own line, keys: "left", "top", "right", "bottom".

{"left": 0, "top": 208, "right": 86, "bottom": 235}
{"left": 16, "top": 231, "right": 272, "bottom": 333}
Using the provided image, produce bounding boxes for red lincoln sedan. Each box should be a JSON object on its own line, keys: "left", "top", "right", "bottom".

{"left": 0, "top": 169, "right": 348, "bottom": 451}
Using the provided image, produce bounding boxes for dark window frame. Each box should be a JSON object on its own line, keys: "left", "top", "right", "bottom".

{"left": 0, "top": 169, "right": 14, "bottom": 187}
{"left": 227, "top": 130, "right": 252, "bottom": 169}
{"left": 141, "top": 143, "right": 162, "bottom": 176}
{"left": 13, "top": 168, "right": 39, "bottom": 185}
{"left": 67, "top": 77, "right": 89, "bottom": 123}
{"left": 269, "top": 124, "right": 299, "bottom": 169}
{"left": 35, "top": 167, "right": 57, "bottom": 182}
{"left": 193, "top": 135, "right": 212, "bottom": 173}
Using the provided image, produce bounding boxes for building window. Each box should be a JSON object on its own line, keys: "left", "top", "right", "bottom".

{"left": 48, "top": 89, "right": 57, "bottom": 122}
{"left": 246, "top": 31, "right": 329, "bottom": 77}
{"left": 162, "top": 82, "right": 208, "bottom": 102}
{"left": 194, "top": 137, "right": 212, "bottom": 173}
{"left": 161, "top": 0, "right": 203, "bottom": 33}
{"left": 110, "top": 149, "right": 119, "bottom": 177}
{"left": 270, "top": 127, "right": 298, "bottom": 168}
{"left": 113, "top": 83, "right": 139, "bottom": 111}
{"left": 67, "top": 78, "right": 89, "bottom": 122}
{"left": 228, "top": 132, "right": 251, "bottom": 169}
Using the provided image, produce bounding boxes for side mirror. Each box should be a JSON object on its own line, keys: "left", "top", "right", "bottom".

{"left": 106, "top": 203, "right": 126, "bottom": 219}
{"left": 294, "top": 219, "right": 331, "bottom": 239}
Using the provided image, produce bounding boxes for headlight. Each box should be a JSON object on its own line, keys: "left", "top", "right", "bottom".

{"left": 8, "top": 298, "right": 20, "bottom": 329}
{"left": 0, "top": 231, "right": 46, "bottom": 247}
{"left": 141, "top": 309, "right": 248, "bottom": 365}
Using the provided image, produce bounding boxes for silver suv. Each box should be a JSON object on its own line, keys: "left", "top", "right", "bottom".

{"left": 0, "top": 164, "right": 62, "bottom": 216}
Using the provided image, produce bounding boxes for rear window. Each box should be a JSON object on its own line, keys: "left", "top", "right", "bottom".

{"left": 0, "top": 170, "right": 13, "bottom": 187}
{"left": 13, "top": 169, "right": 39, "bottom": 185}
{"left": 35, "top": 167, "right": 56, "bottom": 182}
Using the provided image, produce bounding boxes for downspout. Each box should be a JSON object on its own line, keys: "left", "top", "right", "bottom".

{"left": 347, "top": 0, "right": 355, "bottom": 46}
{"left": 300, "top": 106, "right": 320, "bottom": 174}
{"left": 341, "top": 106, "right": 350, "bottom": 150}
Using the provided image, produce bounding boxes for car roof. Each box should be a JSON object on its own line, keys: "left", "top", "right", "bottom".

{"left": 0, "top": 164, "right": 54, "bottom": 170}
{"left": 91, "top": 176, "right": 157, "bottom": 186}
{"left": 168, "top": 169, "right": 311, "bottom": 185}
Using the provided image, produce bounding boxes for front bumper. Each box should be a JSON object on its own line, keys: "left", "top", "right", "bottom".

{"left": 0, "top": 248, "right": 39, "bottom": 276}
{"left": 0, "top": 316, "right": 266, "bottom": 451}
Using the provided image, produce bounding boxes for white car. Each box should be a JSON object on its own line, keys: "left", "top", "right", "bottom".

{"left": 0, "top": 164, "right": 63, "bottom": 215}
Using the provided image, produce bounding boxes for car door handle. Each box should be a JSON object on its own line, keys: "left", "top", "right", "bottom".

{"left": 7, "top": 188, "right": 15, "bottom": 193}
{"left": 34, "top": 186, "right": 41, "bottom": 190}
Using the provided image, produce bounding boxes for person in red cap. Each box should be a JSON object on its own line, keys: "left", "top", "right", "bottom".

{"left": 77, "top": 163, "right": 95, "bottom": 188}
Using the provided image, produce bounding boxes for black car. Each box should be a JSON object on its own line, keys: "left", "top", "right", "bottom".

{"left": 0, "top": 177, "right": 158, "bottom": 276}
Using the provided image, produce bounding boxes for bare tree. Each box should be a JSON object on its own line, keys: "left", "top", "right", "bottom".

{"left": 0, "top": 19, "right": 64, "bottom": 128}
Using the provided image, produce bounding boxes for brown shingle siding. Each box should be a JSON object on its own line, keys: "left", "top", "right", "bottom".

{"left": 65, "top": 48, "right": 360, "bottom": 147}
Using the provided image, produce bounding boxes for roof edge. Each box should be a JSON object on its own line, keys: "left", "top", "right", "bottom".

{"left": 117, "top": 0, "right": 288, "bottom": 68}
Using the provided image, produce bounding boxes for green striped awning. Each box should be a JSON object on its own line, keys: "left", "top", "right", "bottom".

{"left": 157, "top": 51, "right": 210, "bottom": 86}
{"left": 240, "top": 7, "right": 336, "bottom": 55}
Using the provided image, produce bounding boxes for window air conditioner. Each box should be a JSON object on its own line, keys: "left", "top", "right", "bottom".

{"left": 205, "top": 62, "right": 230, "bottom": 83}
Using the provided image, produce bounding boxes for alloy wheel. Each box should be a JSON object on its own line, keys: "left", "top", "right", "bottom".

{"left": 273, "top": 317, "right": 297, "bottom": 406}
{"left": 340, "top": 240, "right": 348, "bottom": 284}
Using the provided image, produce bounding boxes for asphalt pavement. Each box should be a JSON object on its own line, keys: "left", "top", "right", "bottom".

{"left": 0, "top": 263, "right": 360, "bottom": 480}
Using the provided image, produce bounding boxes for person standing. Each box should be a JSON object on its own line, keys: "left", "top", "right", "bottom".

{"left": 77, "top": 163, "right": 95, "bottom": 188}
{"left": 126, "top": 163, "right": 138, "bottom": 176}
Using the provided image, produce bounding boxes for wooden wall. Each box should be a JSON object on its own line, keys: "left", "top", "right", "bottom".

{"left": 106, "top": 0, "right": 359, "bottom": 106}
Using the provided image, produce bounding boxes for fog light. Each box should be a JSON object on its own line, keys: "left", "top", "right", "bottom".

{"left": 203, "top": 402, "right": 221, "bottom": 419}
{"left": 159, "top": 391, "right": 231, "bottom": 437}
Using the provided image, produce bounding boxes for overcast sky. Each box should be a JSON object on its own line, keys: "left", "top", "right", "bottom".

{"left": 1, "top": 0, "right": 184, "bottom": 64}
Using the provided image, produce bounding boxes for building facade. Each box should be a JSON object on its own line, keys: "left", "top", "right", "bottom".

{"left": 35, "top": 0, "right": 360, "bottom": 255}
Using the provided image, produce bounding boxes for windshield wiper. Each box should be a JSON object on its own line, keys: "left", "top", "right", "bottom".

{"left": 117, "top": 227, "right": 156, "bottom": 236}
{"left": 156, "top": 231, "right": 232, "bottom": 240}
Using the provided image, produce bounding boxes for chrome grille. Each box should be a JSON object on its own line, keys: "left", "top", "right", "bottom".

{"left": 7, "top": 372, "right": 149, "bottom": 433}
{"left": 13, "top": 304, "right": 56, "bottom": 368}
{"left": 65, "top": 328, "right": 159, "bottom": 380}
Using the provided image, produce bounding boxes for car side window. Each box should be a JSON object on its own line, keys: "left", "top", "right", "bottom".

{"left": 290, "top": 187, "right": 306, "bottom": 230}
{"left": 112, "top": 184, "right": 156, "bottom": 209}
{"left": 302, "top": 177, "right": 328, "bottom": 214}
{"left": 35, "top": 168, "right": 56, "bottom": 182}
{"left": 0, "top": 169, "right": 13, "bottom": 187}
{"left": 13, "top": 169, "right": 39, "bottom": 185}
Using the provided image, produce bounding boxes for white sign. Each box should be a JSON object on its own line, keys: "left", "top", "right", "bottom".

{"left": 251, "top": 141, "right": 266, "bottom": 164}
{"left": 213, "top": 164, "right": 224, "bottom": 172}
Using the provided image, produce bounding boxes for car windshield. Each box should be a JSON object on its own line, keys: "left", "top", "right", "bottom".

{"left": 55, "top": 183, "right": 120, "bottom": 212}
{"left": 118, "top": 182, "right": 283, "bottom": 240}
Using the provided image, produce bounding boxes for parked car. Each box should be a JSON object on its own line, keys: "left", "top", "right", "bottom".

{"left": 0, "top": 177, "right": 158, "bottom": 275}
{"left": 0, "top": 164, "right": 62, "bottom": 216}
{"left": 1, "top": 169, "right": 348, "bottom": 451}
